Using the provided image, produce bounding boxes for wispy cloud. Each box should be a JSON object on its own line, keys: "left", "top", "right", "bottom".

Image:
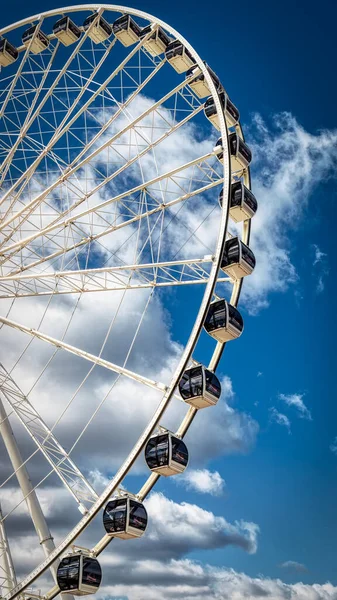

{"left": 269, "top": 407, "right": 291, "bottom": 433}
{"left": 279, "top": 393, "right": 312, "bottom": 421}
{"left": 313, "top": 245, "right": 327, "bottom": 266}
{"left": 330, "top": 437, "right": 337, "bottom": 456}
{"left": 280, "top": 560, "right": 308, "bottom": 573}
{"left": 312, "top": 244, "right": 329, "bottom": 294}
{"left": 241, "top": 113, "right": 337, "bottom": 312}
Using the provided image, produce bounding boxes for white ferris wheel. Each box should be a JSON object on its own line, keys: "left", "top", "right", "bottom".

{"left": 0, "top": 5, "right": 257, "bottom": 598}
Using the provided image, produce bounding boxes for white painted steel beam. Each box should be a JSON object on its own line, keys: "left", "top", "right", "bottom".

{"left": 0, "top": 399, "right": 58, "bottom": 584}
{"left": 0, "top": 504, "right": 17, "bottom": 594}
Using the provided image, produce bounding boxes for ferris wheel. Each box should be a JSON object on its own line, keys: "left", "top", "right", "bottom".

{"left": 0, "top": 4, "right": 257, "bottom": 598}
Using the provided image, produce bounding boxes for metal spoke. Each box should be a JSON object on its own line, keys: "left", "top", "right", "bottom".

{"left": 0, "top": 315, "right": 168, "bottom": 393}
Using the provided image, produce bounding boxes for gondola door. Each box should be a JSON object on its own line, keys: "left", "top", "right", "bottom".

{"left": 170, "top": 435, "right": 189, "bottom": 472}
{"left": 127, "top": 500, "right": 148, "bottom": 537}
{"left": 204, "top": 369, "right": 222, "bottom": 404}
{"left": 81, "top": 557, "right": 102, "bottom": 593}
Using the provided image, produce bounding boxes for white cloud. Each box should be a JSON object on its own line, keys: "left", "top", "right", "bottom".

{"left": 220, "top": 374, "right": 234, "bottom": 398}
{"left": 96, "top": 558, "right": 337, "bottom": 600}
{"left": 144, "top": 492, "right": 259, "bottom": 555}
{"left": 178, "top": 469, "right": 225, "bottom": 496}
{"left": 208, "top": 567, "right": 336, "bottom": 600}
{"left": 279, "top": 393, "right": 312, "bottom": 421}
{"left": 88, "top": 468, "right": 110, "bottom": 492}
{"left": 269, "top": 407, "right": 291, "bottom": 433}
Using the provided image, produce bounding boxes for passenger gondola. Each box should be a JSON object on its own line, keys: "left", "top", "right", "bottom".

{"left": 204, "top": 90, "right": 240, "bottom": 130}
{"left": 0, "top": 39, "right": 18, "bottom": 67}
{"left": 53, "top": 16, "right": 81, "bottom": 46}
{"left": 204, "top": 299, "right": 243, "bottom": 342}
{"left": 83, "top": 13, "right": 112, "bottom": 44}
{"left": 145, "top": 431, "right": 188, "bottom": 475}
{"left": 214, "top": 133, "right": 252, "bottom": 172}
{"left": 112, "top": 15, "right": 141, "bottom": 46}
{"left": 22, "top": 25, "right": 50, "bottom": 54}
{"left": 179, "top": 364, "right": 221, "bottom": 409}
{"left": 221, "top": 237, "right": 256, "bottom": 279}
{"left": 57, "top": 553, "right": 102, "bottom": 596}
{"left": 103, "top": 495, "right": 147, "bottom": 539}
{"left": 165, "top": 40, "right": 195, "bottom": 73}
{"left": 219, "top": 182, "right": 258, "bottom": 222}
{"left": 140, "top": 25, "right": 170, "bottom": 56}
{"left": 185, "top": 62, "right": 221, "bottom": 99}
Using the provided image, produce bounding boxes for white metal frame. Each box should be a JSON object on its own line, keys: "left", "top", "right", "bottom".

{"left": 0, "top": 5, "right": 253, "bottom": 598}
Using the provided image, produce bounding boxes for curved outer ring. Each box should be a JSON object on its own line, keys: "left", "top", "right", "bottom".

{"left": 1, "top": 5, "right": 251, "bottom": 597}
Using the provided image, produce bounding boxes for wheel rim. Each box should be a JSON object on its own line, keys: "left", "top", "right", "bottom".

{"left": 0, "top": 5, "right": 253, "bottom": 597}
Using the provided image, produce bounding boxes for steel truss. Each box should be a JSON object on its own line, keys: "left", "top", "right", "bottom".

{"left": 0, "top": 364, "right": 98, "bottom": 513}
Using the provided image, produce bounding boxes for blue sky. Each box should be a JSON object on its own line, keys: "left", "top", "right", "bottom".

{"left": 1, "top": 0, "right": 337, "bottom": 598}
